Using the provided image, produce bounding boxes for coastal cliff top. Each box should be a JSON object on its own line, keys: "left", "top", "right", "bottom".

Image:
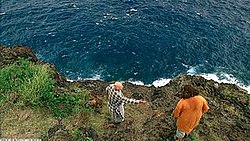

{"left": 0, "top": 45, "right": 249, "bottom": 141}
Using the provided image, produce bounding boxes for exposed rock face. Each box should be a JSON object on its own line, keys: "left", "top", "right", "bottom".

{"left": 0, "top": 45, "right": 38, "bottom": 67}
{"left": 0, "top": 45, "right": 67, "bottom": 86}
{"left": 79, "top": 74, "right": 250, "bottom": 141}
{"left": 1, "top": 45, "right": 250, "bottom": 140}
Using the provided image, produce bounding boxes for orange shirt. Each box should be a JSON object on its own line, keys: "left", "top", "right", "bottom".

{"left": 172, "top": 95, "right": 209, "bottom": 133}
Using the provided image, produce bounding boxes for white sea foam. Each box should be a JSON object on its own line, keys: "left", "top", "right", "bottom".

{"left": 66, "top": 74, "right": 102, "bottom": 82}
{"left": 243, "top": 85, "right": 250, "bottom": 94}
{"left": 127, "top": 78, "right": 172, "bottom": 87}
{"left": 65, "top": 71, "right": 250, "bottom": 94}
{"left": 187, "top": 66, "right": 197, "bottom": 75}
{"left": 67, "top": 79, "right": 74, "bottom": 82}
{"left": 187, "top": 65, "right": 250, "bottom": 93}
{"left": 83, "top": 74, "right": 102, "bottom": 81}
{"left": 0, "top": 12, "right": 6, "bottom": 15}
{"left": 128, "top": 80, "right": 145, "bottom": 86}
{"left": 151, "top": 73, "right": 250, "bottom": 93}
{"left": 199, "top": 73, "right": 239, "bottom": 84}
{"left": 198, "top": 73, "right": 250, "bottom": 94}
{"left": 130, "top": 8, "right": 138, "bottom": 12}
{"left": 188, "top": 64, "right": 249, "bottom": 94}
{"left": 181, "top": 63, "right": 189, "bottom": 68}
{"left": 152, "top": 78, "right": 172, "bottom": 87}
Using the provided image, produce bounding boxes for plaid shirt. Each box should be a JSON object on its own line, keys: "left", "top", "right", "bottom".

{"left": 106, "top": 84, "right": 140, "bottom": 111}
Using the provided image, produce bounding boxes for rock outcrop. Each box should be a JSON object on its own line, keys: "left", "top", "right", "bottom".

{"left": 0, "top": 45, "right": 38, "bottom": 67}
{"left": 1, "top": 45, "right": 249, "bottom": 141}
{"left": 80, "top": 74, "right": 250, "bottom": 141}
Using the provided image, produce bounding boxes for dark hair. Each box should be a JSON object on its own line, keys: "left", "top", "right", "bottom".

{"left": 181, "top": 84, "right": 199, "bottom": 99}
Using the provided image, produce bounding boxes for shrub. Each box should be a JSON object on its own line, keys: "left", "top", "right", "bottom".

{"left": 0, "top": 59, "right": 55, "bottom": 107}
{"left": 0, "top": 59, "right": 34, "bottom": 91}
{"left": 0, "top": 58, "right": 92, "bottom": 118}
{"left": 19, "top": 64, "right": 54, "bottom": 106}
{"left": 42, "top": 88, "right": 92, "bottom": 118}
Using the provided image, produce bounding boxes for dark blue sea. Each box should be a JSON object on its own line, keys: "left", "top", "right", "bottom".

{"left": 1, "top": 0, "right": 250, "bottom": 90}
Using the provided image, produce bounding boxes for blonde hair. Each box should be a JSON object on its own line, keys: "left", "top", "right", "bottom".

{"left": 114, "top": 81, "right": 123, "bottom": 90}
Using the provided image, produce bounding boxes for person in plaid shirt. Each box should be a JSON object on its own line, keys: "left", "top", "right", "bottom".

{"left": 106, "top": 81, "right": 146, "bottom": 124}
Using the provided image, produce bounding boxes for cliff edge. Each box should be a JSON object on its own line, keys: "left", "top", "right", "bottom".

{"left": 0, "top": 45, "right": 249, "bottom": 141}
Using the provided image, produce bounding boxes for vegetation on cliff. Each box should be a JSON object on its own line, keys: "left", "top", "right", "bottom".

{"left": 0, "top": 45, "right": 101, "bottom": 140}
{"left": 0, "top": 45, "right": 250, "bottom": 141}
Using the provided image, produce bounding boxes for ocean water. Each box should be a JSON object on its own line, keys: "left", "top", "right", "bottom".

{"left": 1, "top": 0, "right": 250, "bottom": 91}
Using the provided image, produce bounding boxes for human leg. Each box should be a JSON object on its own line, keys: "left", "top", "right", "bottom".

{"left": 175, "top": 129, "right": 185, "bottom": 141}
{"left": 106, "top": 108, "right": 122, "bottom": 128}
{"left": 114, "top": 104, "right": 124, "bottom": 123}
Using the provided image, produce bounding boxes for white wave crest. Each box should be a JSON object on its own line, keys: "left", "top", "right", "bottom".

{"left": 83, "top": 74, "right": 102, "bottom": 81}
{"left": 128, "top": 78, "right": 171, "bottom": 87}
{"left": 127, "top": 80, "right": 145, "bottom": 86}
{"left": 198, "top": 73, "right": 250, "bottom": 94}
{"left": 66, "top": 74, "right": 102, "bottom": 82}
{"left": 187, "top": 65, "right": 250, "bottom": 94}
{"left": 0, "top": 12, "right": 6, "bottom": 15}
{"left": 187, "top": 67, "right": 197, "bottom": 75}
{"left": 65, "top": 71, "right": 250, "bottom": 94}
{"left": 152, "top": 78, "right": 172, "bottom": 87}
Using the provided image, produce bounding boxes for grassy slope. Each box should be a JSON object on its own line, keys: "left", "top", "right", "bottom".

{"left": 0, "top": 59, "right": 102, "bottom": 140}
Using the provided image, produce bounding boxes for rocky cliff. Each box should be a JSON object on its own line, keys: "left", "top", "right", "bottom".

{"left": 0, "top": 45, "right": 249, "bottom": 141}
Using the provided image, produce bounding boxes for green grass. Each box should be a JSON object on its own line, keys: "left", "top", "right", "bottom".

{"left": 0, "top": 58, "right": 98, "bottom": 138}
{"left": 0, "top": 59, "right": 33, "bottom": 91}
{"left": 20, "top": 64, "right": 55, "bottom": 107}
{"left": 70, "top": 128, "right": 94, "bottom": 141}
{"left": 43, "top": 89, "right": 91, "bottom": 118}
{"left": 0, "top": 59, "right": 55, "bottom": 107}
{"left": 0, "top": 59, "right": 93, "bottom": 118}
{"left": 0, "top": 91, "right": 7, "bottom": 107}
{"left": 190, "top": 133, "right": 199, "bottom": 141}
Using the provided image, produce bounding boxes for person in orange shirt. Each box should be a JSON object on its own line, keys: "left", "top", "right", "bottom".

{"left": 172, "top": 84, "right": 209, "bottom": 141}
